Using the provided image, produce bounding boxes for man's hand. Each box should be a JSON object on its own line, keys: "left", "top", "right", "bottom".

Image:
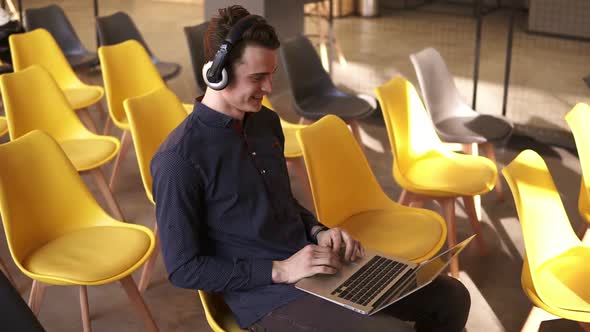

{"left": 315, "top": 227, "right": 365, "bottom": 263}
{"left": 272, "top": 245, "right": 341, "bottom": 284}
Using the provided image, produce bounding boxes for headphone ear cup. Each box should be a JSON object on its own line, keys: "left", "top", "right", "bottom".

{"left": 202, "top": 61, "right": 229, "bottom": 91}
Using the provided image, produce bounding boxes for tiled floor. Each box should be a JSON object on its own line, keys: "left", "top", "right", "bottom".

{"left": 1, "top": 1, "right": 589, "bottom": 331}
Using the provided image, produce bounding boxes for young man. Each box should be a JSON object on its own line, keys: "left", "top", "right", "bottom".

{"left": 151, "top": 5, "right": 470, "bottom": 331}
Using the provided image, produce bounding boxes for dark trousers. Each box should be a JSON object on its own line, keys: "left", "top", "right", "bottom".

{"left": 250, "top": 276, "right": 470, "bottom": 332}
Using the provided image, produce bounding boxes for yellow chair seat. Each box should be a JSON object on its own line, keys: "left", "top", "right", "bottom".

{"left": 0, "top": 116, "right": 7, "bottom": 136}
{"left": 281, "top": 120, "right": 305, "bottom": 158}
{"left": 522, "top": 260, "right": 590, "bottom": 323}
{"left": 63, "top": 85, "right": 104, "bottom": 110}
{"left": 59, "top": 137, "right": 119, "bottom": 171}
{"left": 340, "top": 207, "right": 445, "bottom": 262}
{"left": 23, "top": 226, "right": 152, "bottom": 285}
{"left": 399, "top": 150, "right": 497, "bottom": 197}
{"left": 535, "top": 246, "right": 590, "bottom": 313}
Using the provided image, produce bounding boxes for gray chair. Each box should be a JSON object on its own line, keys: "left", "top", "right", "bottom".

{"left": 184, "top": 21, "right": 209, "bottom": 93}
{"left": 280, "top": 35, "right": 374, "bottom": 145}
{"left": 410, "top": 47, "right": 512, "bottom": 200}
{"left": 96, "top": 11, "right": 181, "bottom": 81}
{"left": 23, "top": 5, "right": 98, "bottom": 70}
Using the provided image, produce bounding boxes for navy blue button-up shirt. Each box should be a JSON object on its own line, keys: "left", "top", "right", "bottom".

{"left": 151, "top": 101, "right": 322, "bottom": 328}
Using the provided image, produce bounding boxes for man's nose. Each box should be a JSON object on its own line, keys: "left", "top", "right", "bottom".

{"left": 262, "top": 76, "right": 273, "bottom": 94}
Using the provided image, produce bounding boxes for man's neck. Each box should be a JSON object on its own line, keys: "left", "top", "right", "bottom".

{"left": 201, "top": 89, "right": 245, "bottom": 121}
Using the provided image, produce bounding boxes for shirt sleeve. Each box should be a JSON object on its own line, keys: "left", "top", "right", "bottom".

{"left": 151, "top": 151, "right": 273, "bottom": 292}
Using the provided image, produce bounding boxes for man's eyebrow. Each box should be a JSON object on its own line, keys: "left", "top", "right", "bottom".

{"left": 250, "top": 67, "right": 278, "bottom": 76}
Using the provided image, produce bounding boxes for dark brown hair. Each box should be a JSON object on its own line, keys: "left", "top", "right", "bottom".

{"left": 204, "top": 5, "right": 280, "bottom": 77}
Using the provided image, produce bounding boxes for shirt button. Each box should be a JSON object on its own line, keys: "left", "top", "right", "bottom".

{"left": 261, "top": 169, "right": 266, "bottom": 174}
{"left": 252, "top": 152, "right": 257, "bottom": 156}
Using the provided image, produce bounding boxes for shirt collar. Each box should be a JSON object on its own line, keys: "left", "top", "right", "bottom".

{"left": 193, "top": 97, "right": 241, "bottom": 128}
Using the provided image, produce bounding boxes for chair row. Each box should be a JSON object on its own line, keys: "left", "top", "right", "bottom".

{"left": 23, "top": 4, "right": 180, "bottom": 80}
{"left": 0, "top": 18, "right": 510, "bottom": 332}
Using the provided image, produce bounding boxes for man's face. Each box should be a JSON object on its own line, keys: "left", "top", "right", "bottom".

{"left": 222, "top": 45, "right": 277, "bottom": 114}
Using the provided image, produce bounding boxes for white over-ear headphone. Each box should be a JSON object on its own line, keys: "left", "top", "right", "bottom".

{"left": 202, "top": 15, "right": 262, "bottom": 91}
{"left": 202, "top": 61, "right": 228, "bottom": 91}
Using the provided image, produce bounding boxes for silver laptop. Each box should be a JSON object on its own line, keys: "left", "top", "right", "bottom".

{"left": 295, "top": 235, "right": 475, "bottom": 315}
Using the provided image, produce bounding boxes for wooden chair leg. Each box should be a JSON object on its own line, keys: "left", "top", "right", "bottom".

{"left": 95, "top": 100, "right": 109, "bottom": 130}
{"left": 462, "top": 143, "right": 482, "bottom": 219}
{"left": 440, "top": 198, "right": 459, "bottom": 278}
{"left": 298, "top": 117, "right": 313, "bottom": 125}
{"left": 398, "top": 190, "right": 426, "bottom": 207}
{"left": 286, "top": 157, "right": 315, "bottom": 213}
{"left": 28, "top": 280, "right": 47, "bottom": 316}
{"left": 109, "top": 130, "right": 131, "bottom": 192}
{"left": 78, "top": 108, "right": 98, "bottom": 133}
{"left": 481, "top": 142, "right": 504, "bottom": 202}
{"left": 80, "top": 286, "right": 92, "bottom": 332}
{"left": 409, "top": 200, "right": 425, "bottom": 208}
{"left": 90, "top": 168, "right": 125, "bottom": 221}
{"left": 138, "top": 222, "right": 159, "bottom": 292}
{"left": 0, "top": 256, "right": 16, "bottom": 288}
{"left": 120, "top": 276, "right": 159, "bottom": 332}
{"left": 462, "top": 196, "right": 488, "bottom": 255}
{"left": 102, "top": 117, "right": 114, "bottom": 136}
{"left": 398, "top": 189, "right": 412, "bottom": 206}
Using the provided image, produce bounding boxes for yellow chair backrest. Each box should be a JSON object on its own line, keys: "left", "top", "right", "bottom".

{"left": 124, "top": 87, "right": 188, "bottom": 204}
{"left": 565, "top": 103, "right": 590, "bottom": 222}
{"left": 502, "top": 150, "right": 580, "bottom": 287}
{"left": 0, "top": 65, "right": 88, "bottom": 141}
{"left": 374, "top": 77, "right": 445, "bottom": 176}
{"left": 99, "top": 40, "right": 165, "bottom": 128}
{"left": 9, "top": 28, "right": 81, "bottom": 89}
{"left": 296, "top": 115, "right": 392, "bottom": 226}
{"left": 0, "top": 130, "right": 114, "bottom": 272}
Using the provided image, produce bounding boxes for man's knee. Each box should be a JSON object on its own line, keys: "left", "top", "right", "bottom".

{"left": 437, "top": 276, "right": 471, "bottom": 321}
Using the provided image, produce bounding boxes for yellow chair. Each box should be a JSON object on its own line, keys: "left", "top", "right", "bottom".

{"left": 99, "top": 40, "right": 194, "bottom": 192}
{"left": 502, "top": 149, "right": 590, "bottom": 330}
{"left": 126, "top": 88, "right": 243, "bottom": 331}
{"left": 124, "top": 86, "right": 187, "bottom": 292}
{"left": 0, "top": 116, "right": 7, "bottom": 137}
{"left": 0, "top": 65, "right": 124, "bottom": 221}
{"left": 0, "top": 130, "right": 158, "bottom": 332}
{"left": 9, "top": 29, "right": 105, "bottom": 132}
{"left": 297, "top": 115, "right": 447, "bottom": 262}
{"left": 0, "top": 117, "right": 12, "bottom": 286}
{"left": 565, "top": 103, "right": 590, "bottom": 236}
{"left": 375, "top": 77, "right": 497, "bottom": 276}
{"left": 198, "top": 291, "right": 246, "bottom": 332}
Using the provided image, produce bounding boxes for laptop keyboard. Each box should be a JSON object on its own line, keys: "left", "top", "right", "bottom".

{"left": 372, "top": 266, "right": 417, "bottom": 308}
{"left": 331, "top": 256, "right": 408, "bottom": 306}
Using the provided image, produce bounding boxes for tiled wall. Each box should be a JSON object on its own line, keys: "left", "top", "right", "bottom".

{"left": 529, "top": 0, "right": 590, "bottom": 39}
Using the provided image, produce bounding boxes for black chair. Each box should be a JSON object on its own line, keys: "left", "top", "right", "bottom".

{"left": 23, "top": 4, "right": 98, "bottom": 70}
{"left": 0, "top": 271, "right": 45, "bottom": 331}
{"left": 280, "top": 35, "right": 374, "bottom": 140}
{"left": 184, "top": 21, "right": 209, "bottom": 93}
{"left": 96, "top": 11, "right": 181, "bottom": 81}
